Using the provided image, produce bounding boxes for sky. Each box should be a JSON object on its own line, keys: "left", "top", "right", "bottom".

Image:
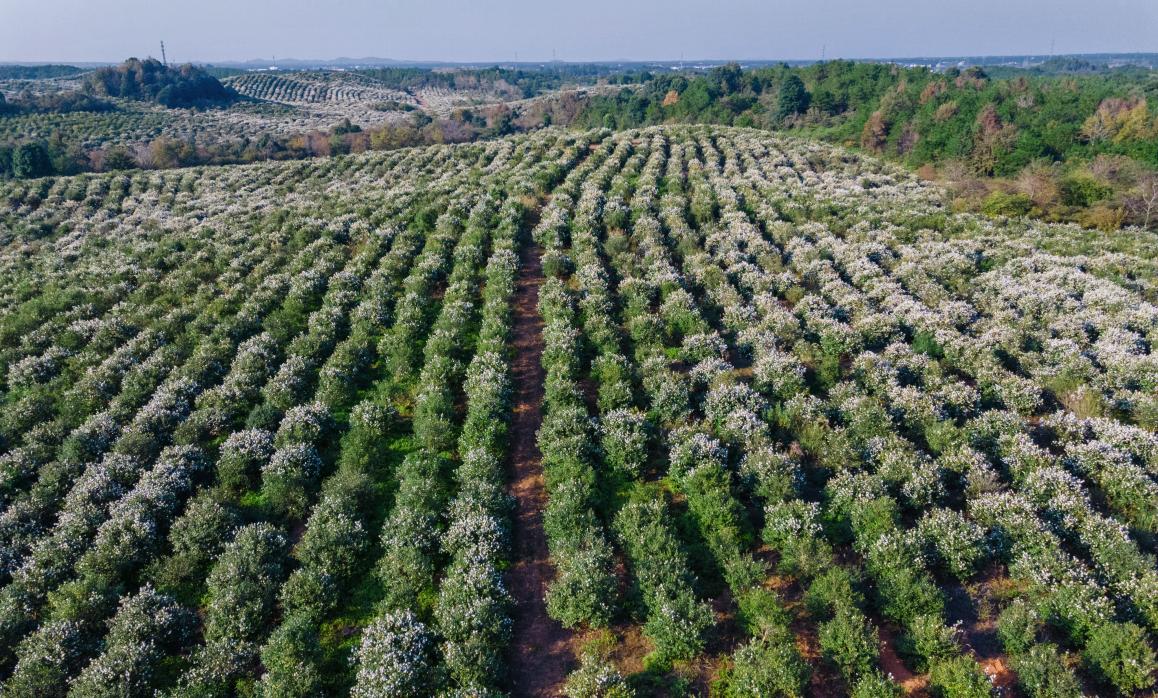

{"left": 2, "top": 0, "right": 1156, "bottom": 64}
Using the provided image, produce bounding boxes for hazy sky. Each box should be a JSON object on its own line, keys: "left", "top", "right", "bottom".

{"left": 2, "top": 0, "right": 1156, "bottom": 64}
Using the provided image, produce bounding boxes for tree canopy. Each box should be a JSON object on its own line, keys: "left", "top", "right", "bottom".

{"left": 87, "top": 58, "right": 237, "bottom": 108}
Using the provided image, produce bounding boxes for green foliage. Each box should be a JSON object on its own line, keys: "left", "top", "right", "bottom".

{"left": 777, "top": 75, "right": 811, "bottom": 120}
{"left": 927, "top": 656, "right": 993, "bottom": 698}
{"left": 724, "top": 626, "right": 811, "bottom": 698}
{"left": 257, "top": 612, "right": 324, "bottom": 697}
{"left": 1059, "top": 173, "right": 1113, "bottom": 206}
{"left": 996, "top": 599, "right": 1039, "bottom": 656}
{"left": 5, "top": 619, "right": 89, "bottom": 697}
{"left": 981, "top": 191, "right": 1033, "bottom": 218}
{"left": 577, "top": 60, "right": 1158, "bottom": 179}
{"left": 0, "top": 64, "right": 83, "bottom": 80}
{"left": 899, "top": 614, "right": 958, "bottom": 672}
{"left": 736, "top": 587, "right": 792, "bottom": 635}
{"left": 202, "top": 523, "right": 288, "bottom": 645}
{"left": 613, "top": 498, "right": 713, "bottom": 661}
{"left": 1083, "top": 622, "right": 1157, "bottom": 694}
{"left": 261, "top": 444, "right": 322, "bottom": 519}
{"left": 87, "top": 58, "right": 237, "bottom": 107}
{"left": 1010, "top": 644, "right": 1083, "bottom": 698}
{"left": 563, "top": 650, "right": 634, "bottom": 698}
{"left": 12, "top": 142, "right": 53, "bottom": 178}
{"left": 874, "top": 565, "right": 945, "bottom": 627}
{"left": 818, "top": 609, "right": 880, "bottom": 682}
{"left": 851, "top": 671, "right": 904, "bottom": 698}
{"left": 805, "top": 566, "right": 865, "bottom": 618}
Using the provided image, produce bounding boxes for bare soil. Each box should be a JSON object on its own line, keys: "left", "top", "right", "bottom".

{"left": 505, "top": 240, "right": 576, "bottom": 697}
{"left": 878, "top": 624, "right": 929, "bottom": 696}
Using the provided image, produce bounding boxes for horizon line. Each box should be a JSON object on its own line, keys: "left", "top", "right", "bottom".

{"left": 2, "top": 50, "right": 1157, "bottom": 68}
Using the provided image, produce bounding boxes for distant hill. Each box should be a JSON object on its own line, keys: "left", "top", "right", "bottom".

{"left": 0, "top": 65, "right": 85, "bottom": 80}
{"left": 86, "top": 58, "right": 236, "bottom": 108}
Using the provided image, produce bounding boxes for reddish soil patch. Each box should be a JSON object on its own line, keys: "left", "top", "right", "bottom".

{"left": 505, "top": 240, "right": 576, "bottom": 697}
{"left": 980, "top": 656, "right": 1018, "bottom": 693}
{"left": 956, "top": 569, "right": 1023, "bottom": 696}
{"left": 878, "top": 625, "right": 929, "bottom": 696}
{"left": 604, "top": 624, "right": 653, "bottom": 677}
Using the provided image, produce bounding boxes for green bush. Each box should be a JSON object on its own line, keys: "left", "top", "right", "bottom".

{"left": 996, "top": 599, "right": 1039, "bottom": 656}
{"left": 1010, "top": 644, "right": 1082, "bottom": 698}
{"left": 981, "top": 191, "right": 1033, "bottom": 218}
{"left": 818, "top": 609, "right": 880, "bottom": 682}
{"left": 261, "top": 444, "right": 322, "bottom": 519}
{"left": 725, "top": 627, "right": 810, "bottom": 698}
{"left": 563, "top": 651, "right": 634, "bottom": 698}
{"left": 872, "top": 565, "right": 944, "bottom": 628}
{"left": 1083, "top": 622, "right": 1157, "bottom": 694}
{"left": 851, "top": 670, "right": 904, "bottom": 698}
{"left": 613, "top": 499, "right": 712, "bottom": 661}
{"left": 805, "top": 566, "right": 864, "bottom": 618}
{"left": 257, "top": 612, "right": 324, "bottom": 696}
{"left": 12, "top": 142, "right": 53, "bottom": 179}
{"left": 927, "top": 656, "right": 993, "bottom": 698}
{"left": 736, "top": 587, "right": 792, "bottom": 635}
{"left": 900, "top": 614, "right": 958, "bottom": 672}
{"left": 1059, "top": 174, "right": 1112, "bottom": 207}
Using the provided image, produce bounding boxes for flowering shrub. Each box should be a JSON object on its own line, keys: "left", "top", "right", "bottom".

{"left": 913, "top": 508, "right": 987, "bottom": 582}
{"left": 256, "top": 611, "right": 325, "bottom": 697}
{"left": 261, "top": 443, "right": 322, "bottom": 518}
{"left": 724, "top": 626, "right": 811, "bottom": 698}
{"left": 599, "top": 408, "right": 649, "bottom": 478}
{"left": 563, "top": 649, "right": 633, "bottom": 698}
{"left": 0, "top": 123, "right": 1154, "bottom": 690}
{"left": 201, "top": 523, "right": 288, "bottom": 645}
{"left": 613, "top": 499, "right": 712, "bottom": 660}
{"left": 926, "top": 656, "right": 993, "bottom": 698}
{"left": 1082, "top": 622, "right": 1157, "bottom": 694}
{"left": 5, "top": 618, "right": 88, "bottom": 696}
{"left": 1009, "top": 644, "right": 1083, "bottom": 698}
{"left": 216, "top": 428, "right": 274, "bottom": 493}
{"left": 351, "top": 610, "right": 436, "bottom": 698}
{"left": 69, "top": 586, "right": 192, "bottom": 697}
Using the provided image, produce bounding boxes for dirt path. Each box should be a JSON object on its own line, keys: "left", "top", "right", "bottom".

{"left": 506, "top": 239, "right": 575, "bottom": 697}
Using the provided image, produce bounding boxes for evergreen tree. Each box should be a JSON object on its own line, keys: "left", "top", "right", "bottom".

{"left": 13, "top": 142, "right": 53, "bottom": 178}
{"left": 777, "top": 74, "right": 810, "bottom": 119}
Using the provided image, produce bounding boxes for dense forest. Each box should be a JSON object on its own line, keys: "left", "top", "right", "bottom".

{"left": 580, "top": 61, "right": 1158, "bottom": 170}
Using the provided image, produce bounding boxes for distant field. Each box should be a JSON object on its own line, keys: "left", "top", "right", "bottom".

{"left": 0, "top": 70, "right": 433, "bottom": 151}
{"left": 0, "top": 125, "right": 1154, "bottom": 696}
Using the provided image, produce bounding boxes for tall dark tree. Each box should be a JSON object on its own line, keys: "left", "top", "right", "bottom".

{"left": 777, "top": 75, "right": 811, "bottom": 119}
{"left": 13, "top": 143, "right": 53, "bottom": 179}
